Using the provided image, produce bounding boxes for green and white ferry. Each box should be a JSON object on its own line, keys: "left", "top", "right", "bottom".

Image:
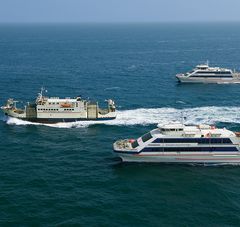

{"left": 1, "top": 88, "right": 117, "bottom": 123}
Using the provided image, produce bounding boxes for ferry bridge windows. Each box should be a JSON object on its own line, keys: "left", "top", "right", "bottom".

{"left": 141, "top": 133, "right": 153, "bottom": 142}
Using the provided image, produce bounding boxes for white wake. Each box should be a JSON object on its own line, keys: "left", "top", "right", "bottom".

{"left": 4, "top": 106, "right": 240, "bottom": 128}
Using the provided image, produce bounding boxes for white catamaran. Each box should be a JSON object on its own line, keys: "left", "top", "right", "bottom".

{"left": 113, "top": 122, "right": 240, "bottom": 164}
{"left": 176, "top": 62, "right": 240, "bottom": 83}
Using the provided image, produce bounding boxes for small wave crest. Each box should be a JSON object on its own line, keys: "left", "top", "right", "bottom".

{"left": 104, "top": 87, "right": 121, "bottom": 91}
{"left": 4, "top": 106, "right": 240, "bottom": 128}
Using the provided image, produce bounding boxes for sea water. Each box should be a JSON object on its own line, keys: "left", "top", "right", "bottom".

{"left": 1, "top": 23, "right": 240, "bottom": 226}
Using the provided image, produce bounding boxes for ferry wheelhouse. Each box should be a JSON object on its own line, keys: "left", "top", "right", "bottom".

{"left": 113, "top": 123, "right": 240, "bottom": 164}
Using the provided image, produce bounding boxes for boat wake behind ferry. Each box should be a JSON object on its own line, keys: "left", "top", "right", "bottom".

{"left": 3, "top": 106, "right": 240, "bottom": 128}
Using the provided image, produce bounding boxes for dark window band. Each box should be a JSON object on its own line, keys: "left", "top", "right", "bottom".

{"left": 153, "top": 138, "right": 232, "bottom": 144}
{"left": 196, "top": 71, "right": 232, "bottom": 74}
{"left": 141, "top": 146, "right": 238, "bottom": 152}
{"left": 191, "top": 75, "right": 233, "bottom": 78}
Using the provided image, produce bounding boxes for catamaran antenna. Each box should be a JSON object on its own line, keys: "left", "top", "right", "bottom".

{"left": 181, "top": 111, "right": 186, "bottom": 124}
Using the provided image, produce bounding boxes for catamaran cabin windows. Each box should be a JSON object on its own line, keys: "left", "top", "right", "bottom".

{"left": 161, "top": 128, "right": 183, "bottom": 132}
{"left": 141, "top": 133, "right": 153, "bottom": 142}
{"left": 196, "top": 71, "right": 232, "bottom": 74}
{"left": 153, "top": 138, "right": 232, "bottom": 144}
{"left": 142, "top": 146, "right": 238, "bottom": 152}
{"left": 132, "top": 140, "right": 139, "bottom": 148}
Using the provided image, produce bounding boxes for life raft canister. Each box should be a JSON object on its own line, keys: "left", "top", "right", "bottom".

{"left": 61, "top": 103, "right": 72, "bottom": 108}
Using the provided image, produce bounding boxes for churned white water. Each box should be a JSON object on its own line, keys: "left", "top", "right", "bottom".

{"left": 5, "top": 106, "right": 240, "bottom": 128}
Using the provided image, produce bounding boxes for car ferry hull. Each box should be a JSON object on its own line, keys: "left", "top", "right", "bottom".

{"left": 8, "top": 116, "right": 116, "bottom": 124}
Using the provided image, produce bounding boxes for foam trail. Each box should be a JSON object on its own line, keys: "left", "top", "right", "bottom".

{"left": 6, "top": 117, "right": 42, "bottom": 126}
{"left": 4, "top": 106, "right": 240, "bottom": 128}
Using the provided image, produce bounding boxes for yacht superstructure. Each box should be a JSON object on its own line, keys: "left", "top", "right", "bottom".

{"left": 113, "top": 123, "right": 240, "bottom": 164}
{"left": 1, "top": 88, "right": 117, "bottom": 123}
{"left": 176, "top": 62, "right": 240, "bottom": 83}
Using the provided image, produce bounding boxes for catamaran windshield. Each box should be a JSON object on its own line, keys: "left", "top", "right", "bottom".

{"left": 141, "top": 133, "right": 153, "bottom": 142}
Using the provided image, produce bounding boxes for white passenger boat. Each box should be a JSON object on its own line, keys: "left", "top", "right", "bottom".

{"left": 176, "top": 62, "right": 240, "bottom": 83}
{"left": 113, "top": 123, "right": 240, "bottom": 164}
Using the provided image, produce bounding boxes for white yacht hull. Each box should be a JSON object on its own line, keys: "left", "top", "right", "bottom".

{"left": 117, "top": 152, "right": 240, "bottom": 164}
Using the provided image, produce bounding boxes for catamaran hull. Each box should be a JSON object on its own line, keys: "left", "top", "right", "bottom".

{"left": 116, "top": 152, "right": 240, "bottom": 164}
{"left": 176, "top": 75, "right": 240, "bottom": 84}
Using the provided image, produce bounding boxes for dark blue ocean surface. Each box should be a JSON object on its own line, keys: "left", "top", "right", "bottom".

{"left": 1, "top": 23, "right": 240, "bottom": 225}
